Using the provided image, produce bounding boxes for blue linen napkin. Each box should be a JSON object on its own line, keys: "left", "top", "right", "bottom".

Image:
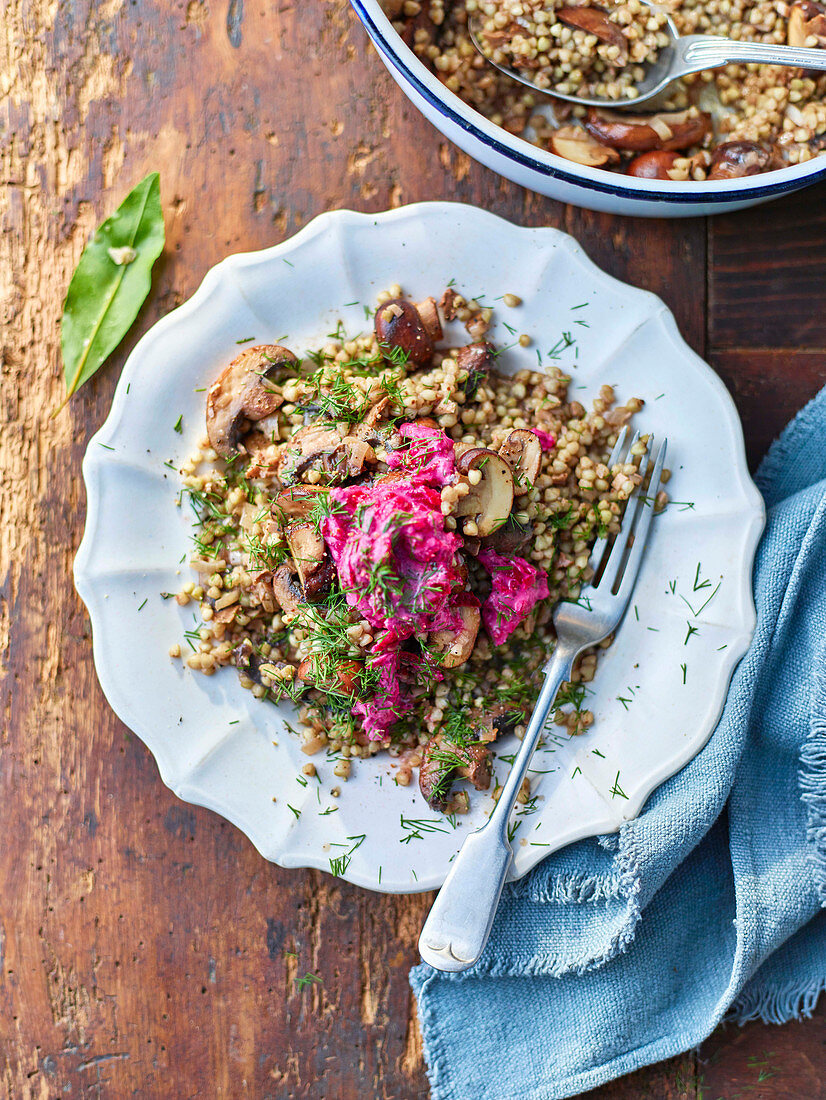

{"left": 411, "top": 386, "right": 826, "bottom": 1100}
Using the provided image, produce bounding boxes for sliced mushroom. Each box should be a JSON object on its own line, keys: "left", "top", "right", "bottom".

{"left": 285, "top": 523, "right": 325, "bottom": 582}
{"left": 788, "top": 0, "right": 826, "bottom": 46}
{"left": 626, "top": 150, "right": 686, "bottom": 179}
{"left": 481, "top": 515, "right": 533, "bottom": 556}
{"left": 271, "top": 485, "right": 329, "bottom": 521}
{"left": 707, "top": 141, "right": 773, "bottom": 181}
{"left": 427, "top": 600, "right": 481, "bottom": 669}
{"left": 206, "top": 345, "right": 298, "bottom": 458}
{"left": 557, "top": 7, "right": 628, "bottom": 59}
{"left": 297, "top": 657, "right": 362, "bottom": 695}
{"left": 499, "top": 429, "right": 542, "bottom": 490}
{"left": 419, "top": 735, "right": 492, "bottom": 811}
{"left": 550, "top": 125, "right": 622, "bottom": 168}
{"left": 303, "top": 556, "right": 336, "bottom": 602}
{"left": 440, "top": 286, "right": 461, "bottom": 321}
{"left": 277, "top": 423, "right": 346, "bottom": 485}
{"left": 271, "top": 562, "right": 305, "bottom": 614}
{"left": 454, "top": 448, "right": 514, "bottom": 537}
{"left": 455, "top": 342, "right": 496, "bottom": 398}
{"left": 414, "top": 296, "right": 444, "bottom": 342}
{"left": 303, "top": 423, "right": 343, "bottom": 450}
{"left": 334, "top": 436, "right": 377, "bottom": 479}
{"left": 585, "top": 107, "right": 711, "bottom": 152}
{"left": 233, "top": 638, "right": 268, "bottom": 684}
{"left": 233, "top": 638, "right": 305, "bottom": 698}
{"left": 374, "top": 298, "right": 435, "bottom": 366}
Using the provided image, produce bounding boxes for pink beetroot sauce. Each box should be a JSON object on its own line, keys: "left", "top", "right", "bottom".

{"left": 477, "top": 548, "right": 550, "bottom": 646}
{"left": 532, "top": 428, "right": 556, "bottom": 452}
{"left": 321, "top": 424, "right": 548, "bottom": 738}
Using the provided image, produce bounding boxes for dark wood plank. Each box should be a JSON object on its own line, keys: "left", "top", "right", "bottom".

{"left": 0, "top": 0, "right": 821, "bottom": 1097}
{"left": 699, "top": 1002, "right": 826, "bottom": 1100}
{"left": 710, "top": 349, "right": 826, "bottom": 469}
{"left": 709, "top": 183, "right": 826, "bottom": 350}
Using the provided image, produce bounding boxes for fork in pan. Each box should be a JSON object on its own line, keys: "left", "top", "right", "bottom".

{"left": 418, "top": 427, "right": 668, "bottom": 973}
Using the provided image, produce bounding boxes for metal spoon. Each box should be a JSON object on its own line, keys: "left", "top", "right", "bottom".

{"left": 469, "top": 9, "right": 826, "bottom": 108}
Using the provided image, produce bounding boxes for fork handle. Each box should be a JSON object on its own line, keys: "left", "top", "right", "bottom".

{"left": 418, "top": 641, "right": 577, "bottom": 972}
{"left": 678, "top": 34, "right": 826, "bottom": 75}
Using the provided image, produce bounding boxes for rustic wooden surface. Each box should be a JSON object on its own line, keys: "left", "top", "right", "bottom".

{"left": 2, "top": 1, "right": 825, "bottom": 1097}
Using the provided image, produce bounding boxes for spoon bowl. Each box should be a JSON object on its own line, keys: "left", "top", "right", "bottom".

{"left": 469, "top": 9, "right": 826, "bottom": 108}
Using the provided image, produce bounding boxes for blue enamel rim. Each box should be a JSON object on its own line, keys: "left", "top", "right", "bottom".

{"left": 351, "top": 0, "right": 826, "bottom": 206}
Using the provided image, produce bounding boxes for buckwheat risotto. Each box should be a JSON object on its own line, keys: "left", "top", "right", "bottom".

{"left": 173, "top": 288, "right": 660, "bottom": 812}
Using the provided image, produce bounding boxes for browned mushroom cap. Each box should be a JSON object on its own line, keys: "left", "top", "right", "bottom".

{"left": 707, "top": 142, "right": 773, "bottom": 181}
{"left": 557, "top": 7, "right": 628, "bottom": 59}
{"left": 374, "top": 298, "right": 435, "bottom": 366}
{"left": 499, "top": 429, "right": 542, "bottom": 491}
{"left": 206, "top": 345, "right": 298, "bottom": 458}
{"left": 788, "top": 0, "right": 826, "bottom": 46}
{"left": 427, "top": 601, "right": 481, "bottom": 669}
{"left": 454, "top": 448, "right": 514, "bottom": 537}
{"left": 419, "top": 735, "right": 492, "bottom": 811}
{"left": 626, "top": 150, "right": 683, "bottom": 179}
{"left": 271, "top": 562, "right": 305, "bottom": 614}
{"left": 585, "top": 108, "right": 711, "bottom": 152}
{"left": 549, "top": 126, "right": 621, "bottom": 168}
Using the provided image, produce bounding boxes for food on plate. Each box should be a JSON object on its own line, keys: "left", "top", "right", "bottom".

{"left": 380, "top": 0, "right": 826, "bottom": 179}
{"left": 174, "top": 285, "right": 660, "bottom": 813}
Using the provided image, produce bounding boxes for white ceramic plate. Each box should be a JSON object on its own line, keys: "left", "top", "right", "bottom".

{"left": 75, "top": 202, "right": 764, "bottom": 894}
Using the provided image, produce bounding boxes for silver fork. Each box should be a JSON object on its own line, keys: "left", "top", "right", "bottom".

{"left": 418, "top": 427, "right": 668, "bottom": 973}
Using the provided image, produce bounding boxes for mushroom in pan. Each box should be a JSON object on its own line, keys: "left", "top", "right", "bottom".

{"left": 206, "top": 345, "right": 298, "bottom": 458}
{"left": 454, "top": 448, "right": 515, "bottom": 537}
{"left": 549, "top": 126, "right": 621, "bottom": 169}
{"left": 556, "top": 7, "right": 628, "bottom": 59}
{"left": 481, "top": 515, "right": 533, "bottom": 556}
{"left": 585, "top": 108, "right": 712, "bottom": 152}
{"left": 625, "top": 151, "right": 686, "bottom": 180}
{"left": 707, "top": 141, "right": 775, "bottom": 181}
{"left": 788, "top": 0, "right": 826, "bottom": 46}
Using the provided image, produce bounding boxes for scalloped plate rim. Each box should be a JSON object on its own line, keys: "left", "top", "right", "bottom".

{"left": 74, "top": 201, "right": 765, "bottom": 894}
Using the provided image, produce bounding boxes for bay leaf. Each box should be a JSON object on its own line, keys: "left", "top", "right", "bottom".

{"left": 58, "top": 171, "right": 165, "bottom": 412}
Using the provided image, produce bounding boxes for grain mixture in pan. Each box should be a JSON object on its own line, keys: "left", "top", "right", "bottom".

{"left": 173, "top": 288, "right": 660, "bottom": 813}
{"left": 473, "top": 0, "right": 671, "bottom": 102}
{"left": 381, "top": 0, "right": 826, "bottom": 179}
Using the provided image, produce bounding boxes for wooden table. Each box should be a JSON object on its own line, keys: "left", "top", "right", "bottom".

{"left": 3, "top": 2, "right": 825, "bottom": 1096}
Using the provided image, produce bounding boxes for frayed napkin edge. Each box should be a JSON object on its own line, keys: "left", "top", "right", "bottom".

{"left": 798, "top": 635, "right": 826, "bottom": 905}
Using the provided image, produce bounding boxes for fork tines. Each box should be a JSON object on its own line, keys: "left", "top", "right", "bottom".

{"left": 590, "top": 430, "right": 668, "bottom": 604}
